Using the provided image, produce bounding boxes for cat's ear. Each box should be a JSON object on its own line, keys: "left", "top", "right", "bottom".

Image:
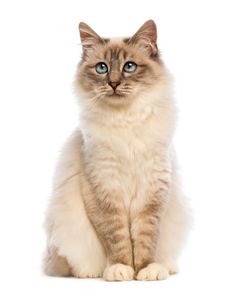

{"left": 79, "top": 22, "right": 104, "bottom": 56}
{"left": 129, "top": 20, "right": 158, "bottom": 56}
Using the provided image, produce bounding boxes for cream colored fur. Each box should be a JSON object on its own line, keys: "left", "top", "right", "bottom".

{"left": 44, "top": 55, "right": 190, "bottom": 279}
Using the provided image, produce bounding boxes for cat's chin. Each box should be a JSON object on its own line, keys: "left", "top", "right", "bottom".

{"left": 107, "top": 92, "right": 126, "bottom": 99}
{"left": 104, "top": 92, "right": 129, "bottom": 105}
{"left": 103, "top": 93, "right": 132, "bottom": 107}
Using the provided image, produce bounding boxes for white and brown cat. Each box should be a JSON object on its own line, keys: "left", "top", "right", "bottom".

{"left": 44, "top": 20, "right": 190, "bottom": 281}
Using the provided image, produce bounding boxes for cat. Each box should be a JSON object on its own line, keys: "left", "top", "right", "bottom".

{"left": 43, "top": 20, "right": 191, "bottom": 281}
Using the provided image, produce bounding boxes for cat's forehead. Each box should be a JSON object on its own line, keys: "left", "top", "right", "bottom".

{"left": 94, "top": 39, "right": 140, "bottom": 62}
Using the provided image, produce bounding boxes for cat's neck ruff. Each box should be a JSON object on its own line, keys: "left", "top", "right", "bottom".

{"left": 80, "top": 80, "right": 174, "bottom": 129}
{"left": 79, "top": 86, "right": 176, "bottom": 148}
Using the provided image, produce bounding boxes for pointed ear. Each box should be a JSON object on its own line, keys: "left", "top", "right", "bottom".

{"left": 129, "top": 20, "right": 158, "bottom": 56}
{"left": 79, "top": 22, "right": 104, "bottom": 56}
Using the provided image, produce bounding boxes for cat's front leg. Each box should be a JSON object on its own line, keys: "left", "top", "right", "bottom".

{"left": 131, "top": 163, "right": 171, "bottom": 280}
{"left": 83, "top": 187, "right": 134, "bottom": 281}
{"left": 82, "top": 142, "right": 136, "bottom": 281}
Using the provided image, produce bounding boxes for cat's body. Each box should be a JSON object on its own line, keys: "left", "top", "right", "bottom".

{"left": 44, "top": 20, "right": 190, "bottom": 281}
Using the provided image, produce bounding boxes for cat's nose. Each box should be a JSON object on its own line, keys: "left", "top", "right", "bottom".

{"left": 108, "top": 81, "right": 121, "bottom": 90}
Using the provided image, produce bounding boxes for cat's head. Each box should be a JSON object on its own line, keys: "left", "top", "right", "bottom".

{"left": 76, "top": 20, "right": 167, "bottom": 109}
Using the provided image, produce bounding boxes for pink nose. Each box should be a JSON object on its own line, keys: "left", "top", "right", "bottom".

{"left": 108, "top": 81, "right": 121, "bottom": 90}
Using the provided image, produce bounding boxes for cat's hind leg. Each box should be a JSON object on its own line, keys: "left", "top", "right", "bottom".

{"left": 155, "top": 168, "right": 191, "bottom": 276}
{"left": 44, "top": 130, "right": 107, "bottom": 278}
{"left": 44, "top": 173, "right": 107, "bottom": 278}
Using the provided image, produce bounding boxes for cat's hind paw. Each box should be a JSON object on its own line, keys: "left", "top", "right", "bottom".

{"left": 72, "top": 268, "right": 102, "bottom": 278}
{"left": 163, "top": 260, "right": 179, "bottom": 275}
{"left": 103, "top": 264, "right": 134, "bottom": 281}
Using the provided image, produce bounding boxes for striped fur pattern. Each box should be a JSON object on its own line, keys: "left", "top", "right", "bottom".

{"left": 44, "top": 20, "right": 191, "bottom": 281}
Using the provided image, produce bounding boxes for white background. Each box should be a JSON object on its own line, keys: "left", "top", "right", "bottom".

{"left": 0, "top": 0, "right": 234, "bottom": 289}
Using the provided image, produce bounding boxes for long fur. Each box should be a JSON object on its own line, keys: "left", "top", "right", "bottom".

{"left": 44, "top": 20, "right": 191, "bottom": 281}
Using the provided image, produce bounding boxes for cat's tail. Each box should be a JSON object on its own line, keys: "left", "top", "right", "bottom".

{"left": 43, "top": 245, "right": 72, "bottom": 277}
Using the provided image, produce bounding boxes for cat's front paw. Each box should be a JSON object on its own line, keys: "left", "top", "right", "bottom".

{"left": 136, "top": 263, "right": 169, "bottom": 281}
{"left": 103, "top": 264, "right": 134, "bottom": 281}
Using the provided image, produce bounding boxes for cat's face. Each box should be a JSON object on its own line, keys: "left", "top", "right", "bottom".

{"left": 76, "top": 20, "right": 165, "bottom": 108}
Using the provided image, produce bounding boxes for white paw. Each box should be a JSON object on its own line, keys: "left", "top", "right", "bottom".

{"left": 103, "top": 264, "right": 134, "bottom": 281}
{"left": 163, "top": 261, "right": 179, "bottom": 275}
{"left": 136, "top": 263, "right": 169, "bottom": 281}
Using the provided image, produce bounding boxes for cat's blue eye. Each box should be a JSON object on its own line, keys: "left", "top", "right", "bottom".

{"left": 123, "top": 62, "right": 137, "bottom": 73}
{"left": 95, "top": 62, "right": 108, "bottom": 74}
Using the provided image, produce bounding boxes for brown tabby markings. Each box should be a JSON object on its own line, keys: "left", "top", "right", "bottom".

{"left": 132, "top": 192, "right": 166, "bottom": 273}
{"left": 81, "top": 139, "right": 171, "bottom": 273}
{"left": 123, "top": 37, "right": 159, "bottom": 60}
{"left": 84, "top": 196, "right": 133, "bottom": 266}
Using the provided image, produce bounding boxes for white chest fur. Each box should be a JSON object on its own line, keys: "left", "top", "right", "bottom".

{"left": 81, "top": 101, "right": 174, "bottom": 210}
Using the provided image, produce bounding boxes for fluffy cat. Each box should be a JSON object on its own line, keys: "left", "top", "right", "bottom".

{"left": 44, "top": 20, "right": 190, "bottom": 281}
